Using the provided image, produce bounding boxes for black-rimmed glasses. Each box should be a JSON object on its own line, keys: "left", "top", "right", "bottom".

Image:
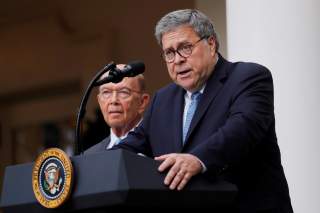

{"left": 162, "top": 36, "right": 208, "bottom": 63}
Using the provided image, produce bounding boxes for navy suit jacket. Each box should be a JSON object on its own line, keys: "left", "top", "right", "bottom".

{"left": 116, "top": 55, "right": 292, "bottom": 212}
{"left": 84, "top": 136, "right": 110, "bottom": 154}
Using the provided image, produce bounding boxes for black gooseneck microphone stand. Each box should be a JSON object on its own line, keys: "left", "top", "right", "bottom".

{"left": 75, "top": 62, "right": 117, "bottom": 155}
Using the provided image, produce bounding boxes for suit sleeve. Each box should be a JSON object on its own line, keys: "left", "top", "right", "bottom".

{"left": 113, "top": 93, "right": 156, "bottom": 157}
{"left": 190, "top": 64, "right": 275, "bottom": 173}
{"left": 83, "top": 137, "right": 109, "bottom": 155}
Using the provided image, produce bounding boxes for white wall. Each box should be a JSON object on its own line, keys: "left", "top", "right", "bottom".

{"left": 226, "top": 0, "right": 320, "bottom": 212}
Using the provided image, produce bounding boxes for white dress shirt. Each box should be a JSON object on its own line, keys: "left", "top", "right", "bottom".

{"left": 107, "top": 119, "right": 142, "bottom": 149}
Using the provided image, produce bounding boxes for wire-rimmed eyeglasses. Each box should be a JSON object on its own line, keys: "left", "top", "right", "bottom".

{"left": 98, "top": 88, "right": 142, "bottom": 100}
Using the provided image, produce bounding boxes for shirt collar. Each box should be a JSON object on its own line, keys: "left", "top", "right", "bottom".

{"left": 110, "top": 118, "right": 143, "bottom": 142}
{"left": 185, "top": 84, "right": 206, "bottom": 99}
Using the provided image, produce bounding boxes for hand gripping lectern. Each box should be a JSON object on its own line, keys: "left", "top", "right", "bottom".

{"left": 1, "top": 149, "right": 237, "bottom": 212}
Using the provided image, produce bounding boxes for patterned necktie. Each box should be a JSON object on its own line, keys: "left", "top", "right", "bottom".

{"left": 182, "top": 92, "right": 201, "bottom": 144}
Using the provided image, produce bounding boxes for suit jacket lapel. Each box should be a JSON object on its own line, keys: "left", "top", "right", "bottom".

{"left": 103, "top": 136, "right": 111, "bottom": 150}
{"left": 184, "top": 56, "right": 229, "bottom": 144}
{"left": 172, "top": 87, "right": 185, "bottom": 151}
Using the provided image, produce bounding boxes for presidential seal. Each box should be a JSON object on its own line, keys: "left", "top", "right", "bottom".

{"left": 32, "top": 148, "right": 73, "bottom": 208}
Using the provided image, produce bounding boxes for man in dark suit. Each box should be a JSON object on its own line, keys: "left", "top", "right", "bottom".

{"left": 114, "top": 9, "right": 293, "bottom": 212}
{"left": 85, "top": 65, "right": 150, "bottom": 154}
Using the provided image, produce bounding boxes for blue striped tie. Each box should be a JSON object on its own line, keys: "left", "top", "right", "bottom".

{"left": 183, "top": 92, "right": 201, "bottom": 144}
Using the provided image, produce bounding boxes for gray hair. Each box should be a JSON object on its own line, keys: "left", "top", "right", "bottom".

{"left": 155, "top": 9, "right": 219, "bottom": 51}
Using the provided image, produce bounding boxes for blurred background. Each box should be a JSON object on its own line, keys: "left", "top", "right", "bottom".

{"left": 0, "top": 0, "right": 319, "bottom": 212}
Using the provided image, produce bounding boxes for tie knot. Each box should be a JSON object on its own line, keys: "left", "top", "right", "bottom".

{"left": 191, "top": 92, "right": 201, "bottom": 101}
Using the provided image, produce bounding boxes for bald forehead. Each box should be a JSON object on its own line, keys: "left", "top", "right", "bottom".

{"left": 99, "top": 64, "right": 145, "bottom": 91}
{"left": 99, "top": 74, "right": 144, "bottom": 91}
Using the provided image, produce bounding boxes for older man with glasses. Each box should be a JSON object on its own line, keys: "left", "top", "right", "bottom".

{"left": 84, "top": 64, "right": 150, "bottom": 153}
{"left": 114, "top": 9, "right": 293, "bottom": 213}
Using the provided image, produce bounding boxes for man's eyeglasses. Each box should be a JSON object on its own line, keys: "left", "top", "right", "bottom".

{"left": 162, "top": 36, "right": 208, "bottom": 63}
{"left": 98, "top": 88, "right": 141, "bottom": 100}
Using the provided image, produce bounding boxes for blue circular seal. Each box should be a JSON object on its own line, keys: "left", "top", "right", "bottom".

{"left": 32, "top": 148, "right": 73, "bottom": 208}
{"left": 39, "top": 157, "right": 66, "bottom": 200}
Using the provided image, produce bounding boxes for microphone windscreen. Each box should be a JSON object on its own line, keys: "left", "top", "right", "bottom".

{"left": 126, "top": 61, "right": 145, "bottom": 75}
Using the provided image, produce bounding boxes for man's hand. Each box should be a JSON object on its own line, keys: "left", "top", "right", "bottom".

{"left": 154, "top": 153, "right": 202, "bottom": 191}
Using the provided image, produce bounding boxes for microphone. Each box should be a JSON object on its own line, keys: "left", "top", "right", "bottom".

{"left": 94, "top": 61, "right": 145, "bottom": 86}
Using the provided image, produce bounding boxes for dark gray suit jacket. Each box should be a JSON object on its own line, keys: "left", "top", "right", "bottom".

{"left": 84, "top": 136, "right": 110, "bottom": 154}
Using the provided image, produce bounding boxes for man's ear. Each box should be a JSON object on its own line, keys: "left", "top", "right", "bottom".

{"left": 138, "top": 94, "right": 150, "bottom": 114}
{"left": 207, "top": 36, "right": 216, "bottom": 54}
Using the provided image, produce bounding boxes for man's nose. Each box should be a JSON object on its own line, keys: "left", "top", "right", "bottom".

{"left": 173, "top": 52, "right": 186, "bottom": 64}
{"left": 110, "top": 91, "right": 119, "bottom": 102}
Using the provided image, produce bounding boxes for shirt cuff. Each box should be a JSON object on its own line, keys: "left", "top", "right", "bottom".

{"left": 195, "top": 157, "right": 207, "bottom": 173}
